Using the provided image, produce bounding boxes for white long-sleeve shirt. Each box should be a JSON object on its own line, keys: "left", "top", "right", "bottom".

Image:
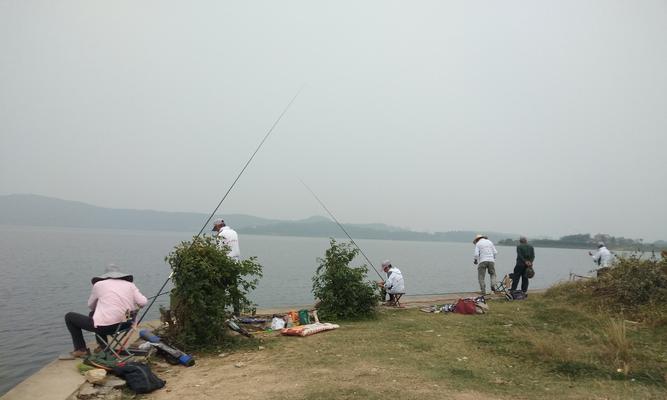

{"left": 591, "top": 246, "right": 613, "bottom": 268}
{"left": 385, "top": 267, "right": 405, "bottom": 294}
{"left": 217, "top": 226, "right": 240, "bottom": 261}
{"left": 474, "top": 238, "right": 498, "bottom": 263}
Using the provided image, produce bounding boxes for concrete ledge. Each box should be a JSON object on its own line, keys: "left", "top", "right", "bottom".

{"left": 0, "top": 359, "right": 84, "bottom": 400}
{"left": 1, "top": 321, "right": 162, "bottom": 400}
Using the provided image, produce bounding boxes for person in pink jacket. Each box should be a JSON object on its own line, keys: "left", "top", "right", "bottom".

{"left": 64, "top": 264, "right": 147, "bottom": 358}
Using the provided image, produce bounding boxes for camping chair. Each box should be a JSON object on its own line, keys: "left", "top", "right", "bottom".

{"left": 496, "top": 274, "right": 513, "bottom": 301}
{"left": 89, "top": 311, "right": 138, "bottom": 367}
{"left": 387, "top": 293, "right": 404, "bottom": 308}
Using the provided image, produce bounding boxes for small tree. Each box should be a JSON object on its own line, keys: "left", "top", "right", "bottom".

{"left": 312, "top": 239, "right": 378, "bottom": 320}
{"left": 165, "top": 235, "right": 262, "bottom": 349}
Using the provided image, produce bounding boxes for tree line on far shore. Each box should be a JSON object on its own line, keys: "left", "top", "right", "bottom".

{"left": 498, "top": 233, "right": 666, "bottom": 251}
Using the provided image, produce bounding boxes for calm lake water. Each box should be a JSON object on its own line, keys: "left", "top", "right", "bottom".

{"left": 0, "top": 225, "right": 598, "bottom": 395}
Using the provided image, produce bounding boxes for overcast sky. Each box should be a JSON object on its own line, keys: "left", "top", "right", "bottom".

{"left": 1, "top": 1, "right": 666, "bottom": 241}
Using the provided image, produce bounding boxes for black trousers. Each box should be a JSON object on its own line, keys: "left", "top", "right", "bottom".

{"left": 64, "top": 312, "right": 121, "bottom": 351}
{"left": 510, "top": 263, "right": 529, "bottom": 293}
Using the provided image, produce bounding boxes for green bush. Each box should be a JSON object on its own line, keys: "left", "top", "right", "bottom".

{"left": 312, "top": 239, "right": 378, "bottom": 321}
{"left": 165, "top": 235, "right": 262, "bottom": 349}
{"left": 546, "top": 254, "right": 667, "bottom": 324}
{"left": 593, "top": 255, "right": 667, "bottom": 306}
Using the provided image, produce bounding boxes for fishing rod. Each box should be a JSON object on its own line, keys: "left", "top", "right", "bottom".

{"left": 299, "top": 179, "right": 385, "bottom": 281}
{"left": 137, "top": 87, "right": 305, "bottom": 324}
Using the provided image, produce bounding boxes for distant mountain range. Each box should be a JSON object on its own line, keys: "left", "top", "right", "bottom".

{"left": 0, "top": 194, "right": 515, "bottom": 243}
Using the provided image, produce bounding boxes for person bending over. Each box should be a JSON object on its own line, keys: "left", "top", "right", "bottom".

{"left": 378, "top": 260, "right": 405, "bottom": 305}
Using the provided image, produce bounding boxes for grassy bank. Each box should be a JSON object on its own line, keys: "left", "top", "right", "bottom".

{"left": 148, "top": 294, "right": 666, "bottom": 400}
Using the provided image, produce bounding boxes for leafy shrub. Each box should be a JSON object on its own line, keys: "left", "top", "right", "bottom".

{"left": 312, "top": 239, "right": 378, "bottom": 320}
{"left": 593, "top": 255, "right": 667, "bottom": 307}
{"left": 546, "top": 254, "right": 667, "bottom": 324}
{"left": 165, "top": 235, "right": 262, "bottom": 349}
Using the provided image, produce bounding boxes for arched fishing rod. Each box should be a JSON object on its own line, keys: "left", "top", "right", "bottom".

{"left": 137, "top": 86, "right": 305, "bottom": 325}
{"left": 299, "top": 179, "right": 385, "bottom": 281}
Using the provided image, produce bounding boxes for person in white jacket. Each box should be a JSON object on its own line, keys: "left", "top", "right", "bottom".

{"left": 589, "top": 242, "right": 614, "bottom": 270}
{"left": 212, "top": 218, "right": 240, "bottom": 261}
{"left": 378, "top": 260, "right": 405, "bottom": 305}
{"left": 473, "top": 234, "right": 498, "bottom": 295}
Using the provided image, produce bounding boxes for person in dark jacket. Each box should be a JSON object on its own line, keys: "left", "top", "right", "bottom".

{"left": 511, "top": 236, "right": 535, "bottom": 294}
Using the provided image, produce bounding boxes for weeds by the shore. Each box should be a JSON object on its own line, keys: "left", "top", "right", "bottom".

{"left": 546, "top": 254, "right": 667, "bottom": 325}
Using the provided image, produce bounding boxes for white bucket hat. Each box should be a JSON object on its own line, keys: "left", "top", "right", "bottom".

{"left": 91, "top": 263, "right": 133, "bottom": 284}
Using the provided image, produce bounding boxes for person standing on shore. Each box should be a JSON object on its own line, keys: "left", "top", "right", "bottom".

{"left": 589, "top": 242, "right": 613, "bottom": 275}
{"left": 511, "top": 236, "right": 535, "bottom": 294}
{"left": 212, "top": 218, "right": 241, "bottom": 315}
{"left": 63, "top": 264, "right": 147, "bottom": 358}
{"left": 473, "top": 234, "right": 498, "bottom": 295}
{"left": 212, "top": 218, "right": 240, "bottom": 261}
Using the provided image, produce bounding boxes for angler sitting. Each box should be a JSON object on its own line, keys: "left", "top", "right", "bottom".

{"left": 377, "top": 260, "right": 405, "bottom": 306}
{"left": 63, "top": 264, "right": 147, "bottom": 358}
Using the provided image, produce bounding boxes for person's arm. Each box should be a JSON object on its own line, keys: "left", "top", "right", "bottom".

{"left": 133, "top": 285, "right": 148, "bottom": 308}
{"left": 87, "top": 284, "right": 99, "bottom": 311}
{"left": 492, "top": 244, "right": 498, "bottom": 260}
{"left": 473, "top": 245, "right": 480, "bottom": 264}
{"left": 385, "top": 274, "right": 397, "bottom": 291}
{"left": 590, "top": 250, "right": 601, "bottom": 264}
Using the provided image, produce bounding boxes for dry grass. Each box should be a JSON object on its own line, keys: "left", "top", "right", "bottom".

{"left": 600, "top": 318, "right": 632, "bottom": 375}
{"left": 145, "top": 294, "right": 667, "bottom": 400}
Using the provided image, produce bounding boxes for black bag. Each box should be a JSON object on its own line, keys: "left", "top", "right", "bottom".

{"left": 112, "top": 362, "right": 166, "bottom": 393}
{"left": 511, "top": 290, "right": 526, "bottom": 300}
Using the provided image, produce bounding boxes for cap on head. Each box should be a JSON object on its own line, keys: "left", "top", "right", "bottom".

{"left": 598, "top": 242, "right": 605, "bottom": 248}
{"left": 212, "top": 218, "right": 225, "bottom": 231}
{"left": 519, "top": 236, "right": 527, "bottom": 243}
{"left": 381, "top": 260, "right": 391, "bottom": 269}
{"left": 473, "top": 234, "right": 487, "bottom": 244}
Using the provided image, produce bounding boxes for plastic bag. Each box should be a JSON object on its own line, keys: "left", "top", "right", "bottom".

{"left": 271, "top": 317, "right": 286, "bottom": 330}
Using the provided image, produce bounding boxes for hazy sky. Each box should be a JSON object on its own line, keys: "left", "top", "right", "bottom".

{"left": 1, "top": 1, "right": 666, "bottom": 240}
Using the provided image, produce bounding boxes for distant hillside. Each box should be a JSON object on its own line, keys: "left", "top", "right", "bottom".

{"left": 0, "top": 194, "right": 279, "bottom": 232}
{"left": 0, "top": 194, "right": 513, "bottom": 243}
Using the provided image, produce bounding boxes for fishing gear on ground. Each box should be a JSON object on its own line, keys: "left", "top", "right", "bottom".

{"left": 139, "top": 329, "right": 195, "bottom": 367}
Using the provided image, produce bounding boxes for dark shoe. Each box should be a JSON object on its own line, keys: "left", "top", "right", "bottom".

{"left": 70, "top": 349, "right": 89, "bottom": 358}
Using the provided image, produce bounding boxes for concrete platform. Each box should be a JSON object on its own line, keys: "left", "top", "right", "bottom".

{"left": 1, "top": 321, "right": 161, "bottom": 400}
{"left": 0, "top": 359, "right": 84, "bottom": 400}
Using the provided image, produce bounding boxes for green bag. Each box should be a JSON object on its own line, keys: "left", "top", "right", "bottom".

{"left": 298, "top": 309, "right": 311, "bottom": 325}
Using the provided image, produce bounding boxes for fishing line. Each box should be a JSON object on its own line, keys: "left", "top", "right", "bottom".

{"left": 137, "top": 86, "right": 305, "bottom": 324}
{"left": 299, "top": 179, "right": 385, "bottom": 281}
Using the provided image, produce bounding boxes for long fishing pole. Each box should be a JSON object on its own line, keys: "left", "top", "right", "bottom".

{"left": 299, "top": 179, "right": 385, "bottom": 281}
{"left": 137, "top": 87, "right": 305, "bottom": 324}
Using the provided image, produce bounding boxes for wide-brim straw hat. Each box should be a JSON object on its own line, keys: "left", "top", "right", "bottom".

{"left": 91, "top": 263, "right": 134, "bottom": 284}
{"left": 473, "top": 234, "right": 487, "bottom": 244}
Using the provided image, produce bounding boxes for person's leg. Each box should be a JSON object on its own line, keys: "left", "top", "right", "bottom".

{"left": 487, "top": 262, "right": 498, "bottom": 291}
{"left": 94, "top": 323, "right": 121, "bottom": 349}
{"left": 521, "top": 267, "right": 529, "bottom": 293}
{"left": 65, "top": 312, "right": 94, "bottom": 352}
{"left": 510, "top": 264, "right": 523, "bottom": 291}
{"left": 231, "top": 275, "right": 241, "bottom": 316}
{"left": 477, "top": 264, "right": 487, "bottom": 293}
